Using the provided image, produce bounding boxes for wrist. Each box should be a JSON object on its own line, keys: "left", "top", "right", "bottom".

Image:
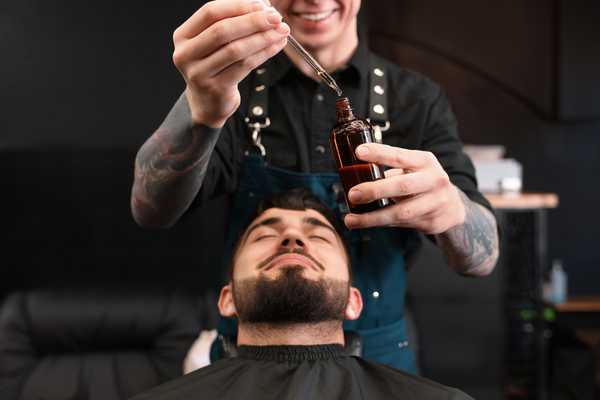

{"left": 185, "top": 86, "right": 233, "bottom": 129}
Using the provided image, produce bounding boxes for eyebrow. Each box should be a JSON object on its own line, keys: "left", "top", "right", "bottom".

{"left": 243, "top": 215, "right": 338, "bottom": 244}
{"left": 243, "top": 217, "right": 281, "bottom": 244}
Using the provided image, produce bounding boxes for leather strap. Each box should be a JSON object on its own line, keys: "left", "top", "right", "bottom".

{"left": 246, "top": 66, "right": 270, "bottom": 124}
{"left": 368, "top": 56, "right": 388, "bottom": 124}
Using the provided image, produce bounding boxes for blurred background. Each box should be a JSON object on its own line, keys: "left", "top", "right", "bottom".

{"left": 1, "top": 0, "right": 599, "bottom": 399}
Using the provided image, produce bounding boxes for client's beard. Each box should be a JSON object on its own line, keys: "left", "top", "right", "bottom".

{"left": 232, "top": 265, "right": 349, "bottom": 326}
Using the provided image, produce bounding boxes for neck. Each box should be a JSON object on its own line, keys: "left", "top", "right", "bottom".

{"left": 283, "top": 35, "right": 359, "bottom": 83}
{"left": 237, "top": 321, "right": 345, "bottom": 346}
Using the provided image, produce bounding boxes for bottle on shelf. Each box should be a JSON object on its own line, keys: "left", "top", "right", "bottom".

{"left": 550, "top": 259, "right": 568, "bottom": 305}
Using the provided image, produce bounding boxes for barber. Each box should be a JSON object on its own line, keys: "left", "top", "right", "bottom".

{"left": 131, "top": 0, "right": 499, "bottom": 373}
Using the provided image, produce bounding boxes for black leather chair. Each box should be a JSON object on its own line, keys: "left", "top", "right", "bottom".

{"left": 0, "top": 288, "right": 216, "bottom": 400}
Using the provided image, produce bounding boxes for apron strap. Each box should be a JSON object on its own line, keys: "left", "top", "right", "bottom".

{"left": 368, "top": 57, "right": 390, "bottom": 144}
{"left": 246, "top": 65, "right": 269, "bottom": 123}
{"left": 245, "top": 65, "right": 271, "bottom": 158}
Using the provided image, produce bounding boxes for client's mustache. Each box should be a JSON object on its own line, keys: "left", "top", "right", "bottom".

{"left": 256, "top": 248, "right": 325, "bottom": 271}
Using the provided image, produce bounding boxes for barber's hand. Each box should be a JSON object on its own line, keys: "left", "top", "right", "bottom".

{"left": 344, "top": 143, "right": 466, "bottom": 235}
{"left": 173, "top": 0, "right": 290, "bottom": 128}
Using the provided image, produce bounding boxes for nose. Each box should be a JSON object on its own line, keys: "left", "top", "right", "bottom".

{"left": 281, "top": 238, "right": 304, "bottom": 247}
{"left": 279, "top": 229, "right": 305, "bottom": 249}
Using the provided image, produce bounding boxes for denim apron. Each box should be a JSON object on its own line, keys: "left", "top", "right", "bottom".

{"left": 210, "top": 55, "right": 416, "bottom": 372}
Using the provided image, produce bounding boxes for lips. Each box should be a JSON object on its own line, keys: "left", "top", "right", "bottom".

{"left": 297, "top": 10, "right": 334, "bottom": 22}
{"left": 264, "top": 254, "right": 319, "bottom": 272}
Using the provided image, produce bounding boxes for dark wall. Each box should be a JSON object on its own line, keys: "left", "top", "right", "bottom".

{"left": 0, "top": 0, "right": 226, "bottom": 297}
{"left": 0, "top": 0, "right": 199, "bottom": 148}
{"left": 364, "top": 0, "right": 600, "bottom": 296}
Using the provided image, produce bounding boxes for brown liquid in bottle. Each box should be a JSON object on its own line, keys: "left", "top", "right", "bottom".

{"left": 329, "top": 97, "right": 390, "bottom": 214}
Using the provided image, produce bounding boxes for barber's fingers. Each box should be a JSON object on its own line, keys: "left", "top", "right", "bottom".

{"left": 175, "top": 0, "right": 270, "bottom": 40}
{"left": 177, "top": 10, "right": 286, "bottom": 63}
{"left": 348, "top": 168, "right": 438, "bottom": 204}
{"left": 199, "top": 22, "right": 288, "bottom": 77}
{"left": 179, "top": 24, "right": 288, "bottom": 93}
{"left": 214, "top": 36, "right": 288, "bottom": 86}
{"left": 344, "top": 192, "right": 445, "bottom": 232}
{"left": 355, "top": 143, "right": 437, "bottom": 171}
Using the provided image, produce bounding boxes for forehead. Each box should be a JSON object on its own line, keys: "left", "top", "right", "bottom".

{"left": 247, "top": 208, "right": 335, "bottom": 233}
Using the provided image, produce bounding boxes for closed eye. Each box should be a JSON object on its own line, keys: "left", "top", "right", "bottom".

{"left": 309, "top": 235, "right": 331, "bottom": 243}
{"left": 255, "top": 235, "right": 276, "bottom": 242}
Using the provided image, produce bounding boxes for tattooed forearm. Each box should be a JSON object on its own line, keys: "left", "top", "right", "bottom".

{"left": 435, "top": 190, "right": 499, "bottom": 276}
{"left": 131, "top": 93, "right": 221, "bottom": 228}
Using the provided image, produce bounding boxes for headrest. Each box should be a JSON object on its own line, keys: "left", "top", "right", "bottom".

{"left": 0, "top": 288, "right": 204, "bottom": 400}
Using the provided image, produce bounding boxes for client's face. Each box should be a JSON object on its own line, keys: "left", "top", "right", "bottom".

{"left": 230, "top": 208, "right": 351, "bottom": 324}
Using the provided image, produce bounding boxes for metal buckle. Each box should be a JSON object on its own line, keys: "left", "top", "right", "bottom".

{"left": 367, "top": 119, "right": 390, "bottom": 144}
{"left": 244, "top": 117, "right": 270, "bottom": 157}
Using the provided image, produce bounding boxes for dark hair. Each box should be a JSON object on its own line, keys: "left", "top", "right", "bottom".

{"left": 225, "top": 188, "right": 352, "bottom": 284}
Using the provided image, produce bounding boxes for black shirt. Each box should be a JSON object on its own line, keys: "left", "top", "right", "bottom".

{"left": 183, "top": 39, "right": 491, "bottom": 267}
{"left": 128, "top": 344, "right": 475, "bottom": 400}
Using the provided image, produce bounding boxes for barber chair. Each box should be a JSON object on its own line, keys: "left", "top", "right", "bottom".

{"left": 0, "top": 288, "right": 216, "bottom": 400}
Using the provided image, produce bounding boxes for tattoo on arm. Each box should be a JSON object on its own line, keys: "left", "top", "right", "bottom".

{"left": 437, "top": 191, "right": 499, "bottom": 276}
{"left": 132, "top": 95, "right": 221, "bottom": 227}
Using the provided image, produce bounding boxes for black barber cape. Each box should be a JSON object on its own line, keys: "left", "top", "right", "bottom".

{"left": 129, "top": 344, "right": 475, "bottom": 399}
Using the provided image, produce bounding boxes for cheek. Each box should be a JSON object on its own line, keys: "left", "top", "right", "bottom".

{"left": 320, "top": 250, "right": 350, "bottom": 279}
{"left": 343, "top": 0, "right": 361, "bottom": 18}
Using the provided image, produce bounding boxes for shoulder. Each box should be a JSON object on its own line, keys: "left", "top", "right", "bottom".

{"left": 370, "top": 52, "right": 444, "bottom": 105}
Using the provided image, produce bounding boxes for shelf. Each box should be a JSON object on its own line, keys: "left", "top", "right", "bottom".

{"left": 554, "top": 296, "right": 600, "bottom": 313}
{"left": 484, "top": 191, "right": 559, "bottom": 210}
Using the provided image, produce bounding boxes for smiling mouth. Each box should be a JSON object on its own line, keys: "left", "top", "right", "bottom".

{"left": 297, "top": 10, "right": 334, "bottom": 22}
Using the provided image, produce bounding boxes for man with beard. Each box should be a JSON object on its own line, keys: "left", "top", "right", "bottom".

{"left": 129, "top": 188, "right": 474, "bottom": 400}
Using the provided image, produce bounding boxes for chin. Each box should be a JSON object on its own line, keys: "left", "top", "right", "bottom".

{"left": 299, "top": 33, "right": 339, "bottom": 51}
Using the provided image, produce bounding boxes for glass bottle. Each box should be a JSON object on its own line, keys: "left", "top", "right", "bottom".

{"left": 329, "top": 97, "right": 391, "bottom": 214}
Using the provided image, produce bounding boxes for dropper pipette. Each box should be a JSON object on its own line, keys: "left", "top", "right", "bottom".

{"left": 271, "top": 7, "right": 342, "bottom": 96}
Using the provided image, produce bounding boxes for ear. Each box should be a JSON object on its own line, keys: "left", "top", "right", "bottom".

{"left": 345, "top": 287, "right": 363, "bottom": 320}
{"left": 218, "top": 284, "right": 236, "bottom": 318}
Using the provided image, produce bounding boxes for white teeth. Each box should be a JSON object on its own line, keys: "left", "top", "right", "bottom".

{"left": 298, "top": 10, "right": 333, "bottom": 22}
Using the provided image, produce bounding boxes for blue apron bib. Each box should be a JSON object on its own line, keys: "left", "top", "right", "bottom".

{"left": 212, "top": 154, "right": 416, "bottom": 372}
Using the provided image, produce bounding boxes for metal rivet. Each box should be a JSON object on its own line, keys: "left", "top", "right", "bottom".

{"left": 374, "top": 68, "right": 384, "bottom": 77}
{"left": 257, "top": 68, "right": 266, "bottom": 75}
{"left": 374, "top": 85, "right": 385, "bottom": 95}
{"left": 218, "top": 335, "right": 224, "bottom": 340}
{"left": 247, "top": 192, "right": 254, "bottom": 199}
{"left": 398, "top": 343, "right": 404, "bottom": 348}
{"left": 404, "top": 341, "right": 409, "bottom": 347}
{"left": 316, "top": 94, "right": 324, "bottom": 101}
{"left": 252, "top": 106, "right": 264, "bottom": 116}
{"left": 372, "top": 291, "right": 380, "bottom": 299}
{"left": 255, "top": 85, "right": 265, "bottom": 92}
{"left": 315, "top": 145, "right": 325, "bottom": 154}
{"left": 373, "top": 104, "right": 385, "bottom": 114}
